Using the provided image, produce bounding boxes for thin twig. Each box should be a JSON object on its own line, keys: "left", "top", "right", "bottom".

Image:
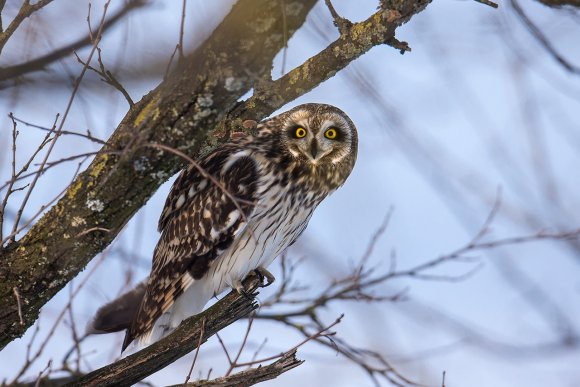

{"left": 215, "top": 332, "right": 233, "bottom": 366}
{"left": 473, "top": 0, "right": 499, "bottom": 8}
{"left": 0, "top": 0, "right": 147, "bottom": 83}
{"left": 13, "top": 287, "right": 24, "bottom": 325}
{"left": 11, "top": 115, "right": 106, "bottom": 144}
{"left": 76, "top": 227, "right": 111, "bottom": 237}
{"left": 0, "top": 152, "right": 103, "bottom": 193}
{"left": 33, "top": 360, "right": 52, "bottom": 387}
{"left": 225, "top": 317, "right": 254, "bottom": 376}
{"left": 324, "top": 0, "right": 352, "bottom": 36}
{"left": 183, "top": 317, "right": 206, "bottom": 385}
{"left": 6, "top": 0, "right": 113, "bottom": 244}
{"left": 0, "top": 113, "right": 19, "bottom": 241}
{"left": 179, "top": 0, "right": 187, "bottom": 61}
{"left": 10, "top": 253, "right": 108, "bottom": 383}
{"left": 74, "top": 47, "right": 134, "bottom": 106}
{"left": 235, "top": 315, "right": 343, "bottom": 368}
{"left": 2, "top": 159, "right": 86, "bottom": 245}
{"left": 511, "top": 0, "right": 580, "bottom": 75}
{"left": 0, "top": 0, "right": 54, "bottom": 56}
{"left": 8, "top": 113, "right": 59, "bottom": 242}
{"left": 279, "top": 0, "right": 288, "bottom": 76}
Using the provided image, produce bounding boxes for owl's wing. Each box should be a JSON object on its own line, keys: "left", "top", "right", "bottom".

{"left": 123, "top": 149, "right": 259, "bottom": 350}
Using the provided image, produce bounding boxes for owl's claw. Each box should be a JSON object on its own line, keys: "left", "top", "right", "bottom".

{"left": 254, "top": 267, "right": 275, "bottom": 288}
{"left": 233, "top": 279, "right": 252, "bottom": 300}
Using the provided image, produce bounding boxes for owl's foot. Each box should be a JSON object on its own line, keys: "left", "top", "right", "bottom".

{"left": 254, "top": 266, "right": 275, "bottom": 288}
{"left": 232, "top": 279, "right": 253, "bottom": 300}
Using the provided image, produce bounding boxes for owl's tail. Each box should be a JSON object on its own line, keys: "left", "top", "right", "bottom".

{"left": 87, "top": 277, "right": 213, "bottom": 353}
{"left": 86, "top": 280, "right": 147, "bottom": 335}
{"left": 135, "top": 279, "right": 213, "bottom": 349}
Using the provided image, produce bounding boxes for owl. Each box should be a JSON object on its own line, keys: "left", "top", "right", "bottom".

{"left": 88, "top": 103, "right": 358, "bottom": 351}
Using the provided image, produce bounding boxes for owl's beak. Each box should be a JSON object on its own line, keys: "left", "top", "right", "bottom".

{"left": 309, "top": 140, "right": 318, "bottom": 159}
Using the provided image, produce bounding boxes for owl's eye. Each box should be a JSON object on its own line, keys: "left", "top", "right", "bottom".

{"left": 293, "top": 127, "right": 307, "bottom": 138}
{"left": 324, "top": 128, "right": 338, "bottom": 140}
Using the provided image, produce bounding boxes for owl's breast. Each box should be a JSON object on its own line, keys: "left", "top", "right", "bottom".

{"left": 207, "top": 174, "right": 322, "bottom": 296}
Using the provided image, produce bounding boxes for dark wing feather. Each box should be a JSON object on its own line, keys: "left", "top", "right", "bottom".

{"left": 123, "top": 148, "right": 259, "bottom": 350}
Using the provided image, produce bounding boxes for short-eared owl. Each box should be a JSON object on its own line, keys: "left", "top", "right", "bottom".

{"left": 88, "top": 103, "right": 358, "bottom": 350}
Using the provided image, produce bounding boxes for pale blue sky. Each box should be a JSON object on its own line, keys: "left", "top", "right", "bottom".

{"left": 1, "top": 1, "right": 580, "bottom": 386}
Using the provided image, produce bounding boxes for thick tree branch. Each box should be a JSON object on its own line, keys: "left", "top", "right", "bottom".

{"left": 64, "top": 276, "right": 261, "bottom": 387}
{"left": 0, "top": 0, "right": 432, "bottom": 349}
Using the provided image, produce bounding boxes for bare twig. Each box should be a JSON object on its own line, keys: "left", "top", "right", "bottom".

{"left": 0, "top": 151, "right": 102, "bottom": 194}
{"left": 34, "top": 360, "right": 52, "bottom": 387}
{"left": 13, "top": 287, "right": 24, "bottom": 325}
{"left": 2, "top": 159, "right": 86, "bottom": 245}
{"left": 178, "top": 0, "right": 187, "bottom": 62}
{"left": 6, "top": 0, "right": 112, "bottom": 245}
{"left": 215, "top": 332, "right": 233, "bottom": 367}
{"left": 279, "top": 0, "right": 288, "bottom": 76}
{"left": 183, "top": 317, "right": 206, "bottom": 385}
{"left": 0, "top": 113, "right": 19, "bottom": 241}
{"left": 169, "top": 350, "right": 303, "bottom": 387}
{"left": 225, "top": 317, "right": 254, "bottom": 376}
{"left": 74, "top": 47, "right": 134, "bottom": 106}
{"left": 473, "top": 0, "right": 499, "bottom": 7}
{"left": 11, "top": 115, "right": 106, "bottom": 145}
{"left": 10, "top": 253, "right": 108, "bottom": 383}
{"left": 324, "top": 0, "right": 352, "bottom": 35}
{"left": 76, "top": 227, "right": 112, "bottom": 237}
{"left": 0, "top": 0, "right": 147, "bottom": 83}
{"left": 511, "top": 0, "right": 580, "bottom": 75}
{"left": 0, "top": 0, "right": 54, "bottom": 56}
{"left": 9, "top": 112, "right": 59, "bottom": 241}
{"left": 235, "top": 315, "right": 342, "bottom": 368}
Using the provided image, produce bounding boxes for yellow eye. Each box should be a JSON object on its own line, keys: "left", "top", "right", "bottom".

{"left": 324, "top": 128, "right": 337, "bottom": 139}
{"left": 294, "top": 127, "right": 307, "bottom": 138}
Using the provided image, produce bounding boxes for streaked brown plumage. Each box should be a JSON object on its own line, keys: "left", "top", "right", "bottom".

{"left": 88, "top": 103, "right": 358, "bottom": 351}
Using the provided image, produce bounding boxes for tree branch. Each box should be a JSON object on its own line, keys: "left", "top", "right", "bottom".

{"left": 0, "top": 0, "right": 54, "bottom": 56}
{"left": 64, "top": 276, "right": 261, "bottom": 387}
{"left": 224, "top": 0, "right": 432, "bottom": 127}
{"left": 167, "top": 350, "right": 303, "bottom": 387}
{"left": 0, "top": 0, "right": 147, "bottom": 84}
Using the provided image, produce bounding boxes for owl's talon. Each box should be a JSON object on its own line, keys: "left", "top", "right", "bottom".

{"left": 254, "top": 267, "right": 275, "bottom": 288}
{"left": 233, "top": 280, "right": 252, "bottom": 300}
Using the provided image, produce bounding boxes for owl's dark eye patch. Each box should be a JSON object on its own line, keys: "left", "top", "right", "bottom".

{"left": 324, "top": 126, "right": 345, "bottom": 141}
{"left": 288, "top": 125, "right": 307, "bottom": 139}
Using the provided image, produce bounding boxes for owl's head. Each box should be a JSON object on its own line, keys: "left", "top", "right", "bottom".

{"left": 275, "top": 103, "right": 358, "bottom": 170}
{"left": 248, "top": 103, "right": 358, "bottom": 191}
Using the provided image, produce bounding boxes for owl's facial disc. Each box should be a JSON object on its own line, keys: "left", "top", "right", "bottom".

{"left": 288, "top": 124, "right": 332, "bottom": 164}
{"left": 285, "top": 110, "right": 353, "bottom": 166}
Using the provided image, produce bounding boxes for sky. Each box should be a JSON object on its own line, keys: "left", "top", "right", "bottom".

{"left": 1, "top": 0, "right": 580, "bottom": 386}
